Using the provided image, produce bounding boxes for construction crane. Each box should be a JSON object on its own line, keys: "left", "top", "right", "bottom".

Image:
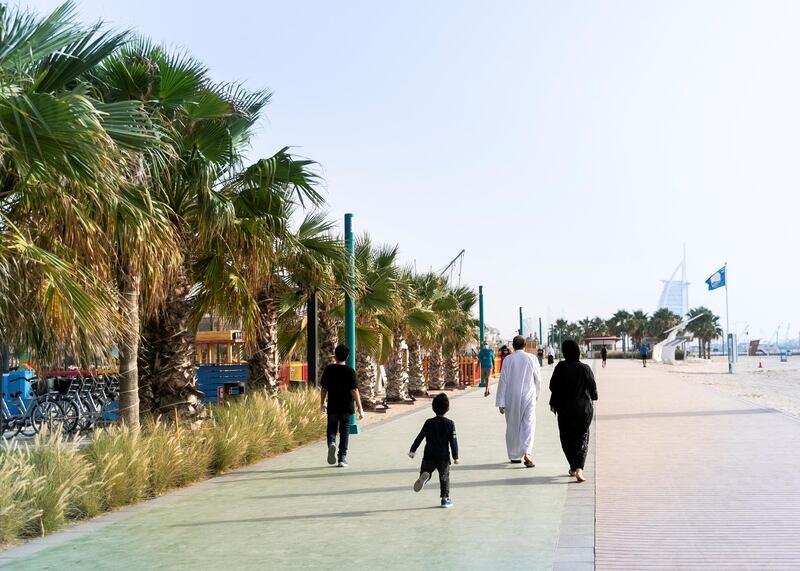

{"left": 439, "top": 249, "right": 465, "bottom": 286}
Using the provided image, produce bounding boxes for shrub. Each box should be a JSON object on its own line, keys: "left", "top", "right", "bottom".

{"left": 85, "top": 426, "right": 150, "bottom": 509}
{"left": 279, "top": 390, "right": 326, "bottom": 445}
{"left": 0, "top": 388, "right": 326, "bottom": 546}
{"left": 21, "top": 432, "right": 90, "bottom": 535}
{"left": 0, "top": 445, "right": 42, "bottom": 544}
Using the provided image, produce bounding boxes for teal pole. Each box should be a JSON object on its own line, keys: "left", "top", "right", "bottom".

{"left": 539, "top": 317, "right": 542, "bottom": 345}
{"left": 344, "top": 213, "right": 359, "bottom": 434}
{"left": 478, "top": 286, "right": 485, "bottom": 345}
{"left": 519, "top": 307, "right": 523, "bottom": 336}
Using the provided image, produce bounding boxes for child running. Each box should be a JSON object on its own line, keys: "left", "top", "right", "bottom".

{"left": 408, "top": 393, "right": 459, "bottom": 508}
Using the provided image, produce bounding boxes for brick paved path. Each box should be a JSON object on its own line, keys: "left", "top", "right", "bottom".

{"left": 595, "top": 360, "right": 800, "bottom": 570}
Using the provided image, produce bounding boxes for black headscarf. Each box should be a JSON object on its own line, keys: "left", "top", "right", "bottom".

{"left": 562, "top": 339, "right": 580, "bottom": 362}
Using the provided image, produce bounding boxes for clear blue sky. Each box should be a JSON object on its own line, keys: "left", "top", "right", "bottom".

{"left": 31, "top": 0, "right": 800, "bottom": 343}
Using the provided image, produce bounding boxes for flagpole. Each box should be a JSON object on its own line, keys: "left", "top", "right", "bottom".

{"left": 725, "top": 262, "right": 731, "bottom": 374}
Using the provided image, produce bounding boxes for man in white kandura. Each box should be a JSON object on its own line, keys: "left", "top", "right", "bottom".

{"left": 495, "top": 335, "right": 541, "bottom": 467}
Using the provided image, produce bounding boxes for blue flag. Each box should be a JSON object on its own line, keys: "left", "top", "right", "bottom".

{"left": 706, "top": 266, "right": 726, "bottom": 291}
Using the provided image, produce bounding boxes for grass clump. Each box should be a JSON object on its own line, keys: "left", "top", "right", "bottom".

{"left": 0, "top": 388, "right": 325, "bottom": 547}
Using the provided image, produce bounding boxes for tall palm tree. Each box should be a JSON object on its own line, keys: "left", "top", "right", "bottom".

{"left": 406, "top": 273, "right": 446, "bottom": 395}
{"left": 440, "top": 285, "right": 478, "bottom": 387}
{"left": 686, "top": 307, "right": 722, "bottom": 358}
{"left": 627, "top": 310, "right": 649, "bottom": 349}
{"left": 607, "top": 310, "right": 631, "bottom": 352}
{"left": 353, "top": 235, "right": 400, "bottom": 408}
{"left": 648, "top": 308, "right": 681, "bottom": 340}
{"left": 384, "top": 269, "right": 435, "bottom": 401}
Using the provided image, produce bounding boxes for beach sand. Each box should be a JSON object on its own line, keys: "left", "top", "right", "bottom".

{"left": 656, "top": 355, "right": 800, "bottom": 419}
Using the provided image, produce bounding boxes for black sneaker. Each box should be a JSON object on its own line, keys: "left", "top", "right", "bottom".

{"left": 338, "top": 458, "right": 349, "bottom": 468}
{"left": 414, "top": 472, "right": 430, "bottom": 492}
{"left": 327, "top": 444, "right": 336, "bottom": 465}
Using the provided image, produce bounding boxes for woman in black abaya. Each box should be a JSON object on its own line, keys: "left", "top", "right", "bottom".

{"left": 549, "top": 339, "right": 598, "bottom": 483}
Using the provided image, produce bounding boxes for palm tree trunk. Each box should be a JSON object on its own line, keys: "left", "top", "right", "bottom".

{"left": 408, "top": 339, "right": 426, "bottom": 395}
{"left": 427, "top": 346, "right": 444, "bottom": 391}
{"left": 116, "top": 259, "right": 140, "bottom": 430}
{"left": 139, "top": 266, "right": 204, "bottom": 423}
{"left": 247, "top": 286, "right": 280, "bottom": 393}
{"left": 356, "top": 351, "right": 377, "bottom": 408}
{"left": 444, "top": 351, "right": 460, "bottom": 387}
{"left": 318, "top": 311, "right": 340, "bottom": 380}
{"left": 385, "top": 326, "right": 409, "bottom": 401}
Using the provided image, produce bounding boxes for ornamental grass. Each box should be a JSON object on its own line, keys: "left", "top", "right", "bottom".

{"left": 0, "top": 388, "right": 324, "bottom": 547}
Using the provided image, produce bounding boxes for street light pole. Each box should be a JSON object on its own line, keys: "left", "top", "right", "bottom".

{"left": 306, "top": 290, "right": 318, "bottom": 387}
{"left": 344, "top": 213, "right": 359, "bottom": 434}
{"left": 479, "top": 286, "right": 485, "bottom": 345}
{"left": 519, "top": 307, "right": 523, "bottom": 336}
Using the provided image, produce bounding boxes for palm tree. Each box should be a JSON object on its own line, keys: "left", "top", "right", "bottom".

{"left": 384, "top": 269, "right": 435, "bottom": 401}
{"left": 686, "top": 307, "right": 722, "bottom": 358}
{"left": 406, "top": 273, "right": 446, "bottom": 395}
{"left": 648, "top": 308, "right": 681, "bottom": 340}
{"left": 352, "top": 235, "right": 400, "bottom": 408}
{"left": 627, "top": 310, "right": 649, "bottom": 349}
{"left": 440, "top": 285, "right": 478, "bottom": 387}
{"left": 607, "top": 310, "right": 631, "bottom": 352}
{"left": 90, "top": 41, "right": 322, "bottom": 420}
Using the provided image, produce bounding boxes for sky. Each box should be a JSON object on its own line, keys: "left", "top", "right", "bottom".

{"left": 30, "top": 0, "right": 800, "bottom": 343}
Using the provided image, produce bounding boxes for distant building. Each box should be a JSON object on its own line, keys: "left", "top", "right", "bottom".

{"left": 657, "top": 250, "right": 689, "bottom": 318}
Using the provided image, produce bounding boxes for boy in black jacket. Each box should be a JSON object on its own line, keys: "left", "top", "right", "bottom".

{"left": 408, "top": 393, "right": 459, "bottom": 508}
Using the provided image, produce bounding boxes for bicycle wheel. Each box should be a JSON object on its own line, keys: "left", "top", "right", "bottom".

{"left": 58, "top": 398, "right": 80, "bottom": 435}
{"left": 24, "top": 400, "right": 62, "bottom": 436}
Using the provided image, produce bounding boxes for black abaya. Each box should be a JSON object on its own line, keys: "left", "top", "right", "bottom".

{"left": 549, "top": 343, "right": 598, "bottom": 471}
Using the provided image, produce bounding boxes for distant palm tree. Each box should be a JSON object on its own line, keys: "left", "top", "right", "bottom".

{"left": 686, "top": 307, "right": 722, "bottom": 358}
{"left": 608, "top": 310, "right": 632, "bottom": 352}
{"left": 627, "top": 310, "right": 649, "bottom": 349}
{"left": 648, "top": 308, "right": 681, "bottom": 339}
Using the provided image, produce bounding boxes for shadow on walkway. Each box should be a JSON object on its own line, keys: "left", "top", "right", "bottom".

{"left": 214, "top": 463, "right": 524, "bottom": 483}
{"left": 247, "top": 475, "right": 565, "bottom": 500}
{"left": 598, "top": 408, "right": 777, "bottom": 421}
{"left": 171, "top": 506, "right": 439, "bottom": 527}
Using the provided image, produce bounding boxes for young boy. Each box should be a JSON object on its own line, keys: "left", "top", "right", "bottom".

{"left": 408, "top": 393, "right": 459, "bottom": 508}
{"left": 320, "top": 345, "right": 364, "bottom": 468}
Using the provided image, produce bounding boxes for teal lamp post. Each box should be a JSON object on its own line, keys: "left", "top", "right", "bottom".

{"left": 478, "top": 286, "right": 485, "bottom": 387}
{"left": 519, "top": 307, "right": 523, "bottom": 336}
{"left": 344, "top": 213, "right": 359, "bottom": 434}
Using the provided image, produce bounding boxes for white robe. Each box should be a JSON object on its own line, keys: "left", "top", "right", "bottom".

{"left": 495, "top": 350, "right": 541, "bottom": 460}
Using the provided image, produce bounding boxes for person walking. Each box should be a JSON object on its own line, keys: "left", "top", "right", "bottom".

{"left": 478, "top": 341, "right": 495, "bottom": 397}
{"left": 546, "top": 345, "right": 555, "bottom": 366}
{"left": 409, "top": 393, "right": 459, "bottom": 508}
{"left": 320, "top": 345, "right": 364, "bottom": 467}
{"left": 600, "top": 346, "right": 608, "bottom": 368}
{"left": 499, "top": 345, "right": 511, "bottom": 370}
{"left": 549, "top": 339, "right": 598, "bottom": 483}
{"left": 641, "top": 344, "right": 649, "bottom": 368}
{"left": 495, "top": 335, "right": 540, "bottom": 467}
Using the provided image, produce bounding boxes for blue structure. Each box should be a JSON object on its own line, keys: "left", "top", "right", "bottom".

{"left": 196, "top": 364, "right": 249, "bottom": 404}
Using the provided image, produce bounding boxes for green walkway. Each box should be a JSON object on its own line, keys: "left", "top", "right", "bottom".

{"left": 2, "top": 368, "right": 592, "bottom": 571}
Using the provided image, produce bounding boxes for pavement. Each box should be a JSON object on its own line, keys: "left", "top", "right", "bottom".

{"left": 1, "top": 366, "right": 592, "bottom": 571}
{"left": 8, "top": 357, "right": 798, "bottom": 570}
{"left": 595, "top": 359, "right": 800, "bottom": 570}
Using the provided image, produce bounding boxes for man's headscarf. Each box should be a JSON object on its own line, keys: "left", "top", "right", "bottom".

{"left": 562, "top": 339, "right": 580, "bottom": 362}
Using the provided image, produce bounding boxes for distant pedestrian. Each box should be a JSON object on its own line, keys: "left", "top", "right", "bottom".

{"left": 499, "top": 345, "right": 511, "bottom": 370}
{"left": 496, "top": 335, "right": 540, "bottom": 467}
{"left": 549, "top": 339, "right": 598, "bottom": 483}
{"left": 320, "top": 345, "right": 364, "bottom": 467}
{"left": 478, "top": 341, "right": 495, "bottom": 397}
{"left": 641, "top": 344, "right": 649, "bottom": 368}
{"left": 600, "top": 346, "right": 608, "bottom": 368}
{"left": 409, "top": 393, "right": 459, "bottom": 508}
{"left": 547, "top": 345, "right": 555, "bottom": 365}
